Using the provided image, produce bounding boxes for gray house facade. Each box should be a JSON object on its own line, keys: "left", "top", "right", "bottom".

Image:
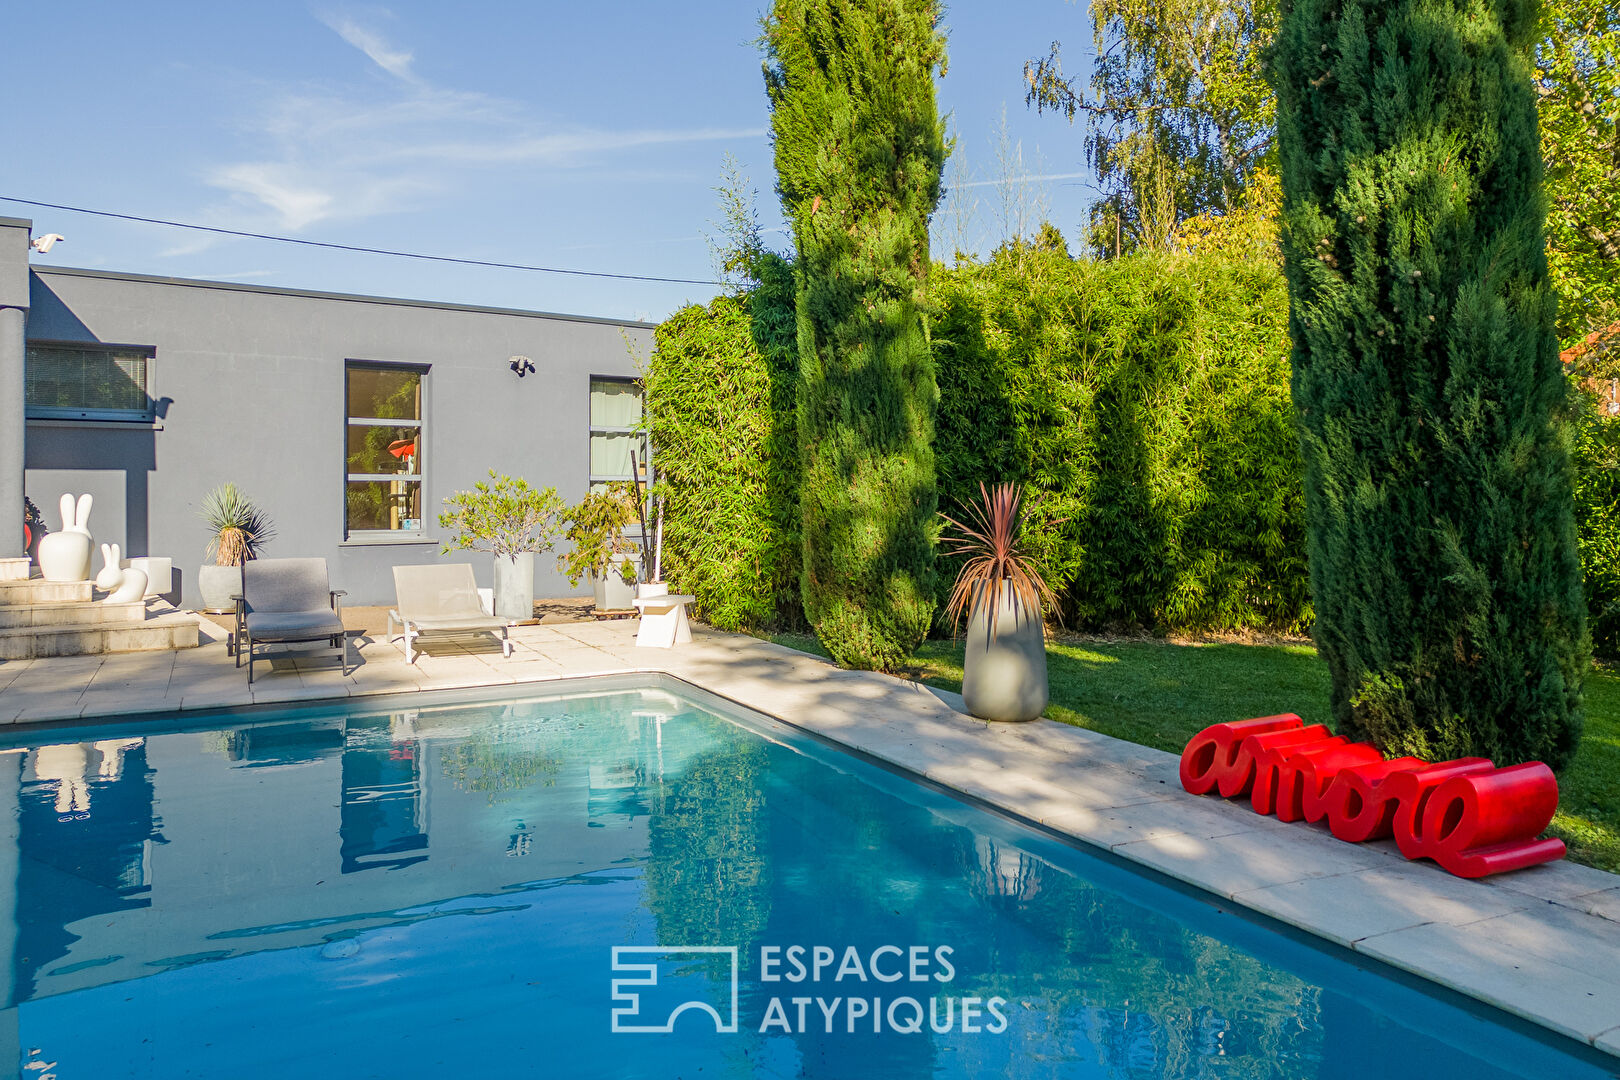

{"left": 0, "top": 217, "right": 654, "bottom": 608}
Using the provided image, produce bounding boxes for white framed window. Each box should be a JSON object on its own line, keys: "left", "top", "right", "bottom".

{"left": 25, "top": 340, "right": 155, "bottom": 421}
{"left": 345, "top": 362, "right": 426, "bottom": 537}
{"left": 589, "top": 376, "right": 647, "bottom": 491}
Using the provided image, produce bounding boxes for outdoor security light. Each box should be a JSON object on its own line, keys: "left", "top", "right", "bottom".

{"left": 509, "top": 355, "right": 535, "bottom": 377}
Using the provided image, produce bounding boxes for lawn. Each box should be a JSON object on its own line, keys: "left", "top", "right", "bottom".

{"left": 767, "top": 631, "right": 1620, "bottom": 874}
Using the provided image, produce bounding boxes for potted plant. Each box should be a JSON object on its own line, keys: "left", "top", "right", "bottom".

{"left": 439, "top": 471, "right": 566, "bottom": 620}
{"left": 940, "top": 482, "right": 1056, "bottom": 722}
{"left": 197, "top": 483, "right": 275, "bottom": 612}
{"left": 558, "top": 482, "right": 641, "bottom": 612}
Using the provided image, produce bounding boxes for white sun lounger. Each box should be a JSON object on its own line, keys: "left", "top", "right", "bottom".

{"left": 390, "top": 563, "right": 512, "bottom": 664}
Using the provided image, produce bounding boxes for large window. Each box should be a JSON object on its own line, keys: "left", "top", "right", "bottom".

{"left": 589, "top": 377, "right": 646, "bottom": 491}
{"left": 345, "top": 362, "right": 425, "bottom": 536}
{"left": 25, "top": 340, "right": 155, "bottom": 421}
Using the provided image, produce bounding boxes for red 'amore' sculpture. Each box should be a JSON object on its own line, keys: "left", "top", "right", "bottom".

{"left": 1178, "top": 715, "right": 1564, "bottom": 878}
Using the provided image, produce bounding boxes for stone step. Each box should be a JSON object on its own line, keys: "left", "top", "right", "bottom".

{"left": 0, "top": 558, "right": 28, "bottom": 582}
{"left": 0, "top": 612, "right": 200, "bottom": 661}
{"left": 0, "top": 599, "right": 150, "bottom": 630}
{"left": 0, "top": 578, "right": 93, "bottom": 606}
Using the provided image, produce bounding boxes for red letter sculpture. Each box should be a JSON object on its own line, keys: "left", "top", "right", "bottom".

{"left": 1179, "top": 716, "right": 1564, "bottom": 878}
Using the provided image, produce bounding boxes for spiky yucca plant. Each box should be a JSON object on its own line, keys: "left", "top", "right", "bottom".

{"left": 940, "top": 482, "right": 1056, "bottom": 637}
{"left": 199, "top": 483, "right": 275, "bottom": 567}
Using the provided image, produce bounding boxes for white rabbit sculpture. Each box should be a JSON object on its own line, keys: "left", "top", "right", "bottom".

{"left": 36, "top": 492, "right": 94, "bottom": 582}
{"left": 96, "top": 543, "right": 124, "bottom": 590}
{"left": 104, "top": 567, "right": 148, "bottom": 604}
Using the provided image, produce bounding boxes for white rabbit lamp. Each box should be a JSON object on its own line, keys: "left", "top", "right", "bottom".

{"left": 96, "top": 543, "right": 124, "bottom": 591}
{"left": 37, "top": 492, "right": 94, "bottom": 582}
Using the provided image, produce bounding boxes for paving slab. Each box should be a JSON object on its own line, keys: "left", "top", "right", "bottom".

{"left": 1117, "top": 821, "right": 1396, "bottom": 900}
{"left": 1354, "top": 919, "right": 1620, "bottom": 1045}
{"left": 1234, "top": 864, "right": 1534, "bottom": 947}
{"left": 1486, "top": 858, "right": 1620, "bottom": 904}
{"left": 1562, "top": 888, "right": 1620, "bottom": 922}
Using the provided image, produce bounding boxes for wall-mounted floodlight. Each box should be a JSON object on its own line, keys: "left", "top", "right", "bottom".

{"left": 509, "top": 355, "right": 536, "bottom": 377}
{"left": 30, "top": 233, "right": 65, "bottom": 254}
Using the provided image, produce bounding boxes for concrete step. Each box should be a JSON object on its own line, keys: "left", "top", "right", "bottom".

{"left": 0, "top": 558, "right": 28, "bottom": 582}
{"left": 0, "top": 612, "right": 201, "bottom": 660}
{"left": 0, "top": 599, "right": 150, "bottom": 630}
{"left": 0, "top": 578, "right": 93, "bottom": 606}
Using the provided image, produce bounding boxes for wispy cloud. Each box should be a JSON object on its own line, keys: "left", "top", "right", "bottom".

{"left": 317, "top": 9, "right": 418, "bottom": 82}
{"left": 193, "top": 11, "right": 763, "bottom": 237}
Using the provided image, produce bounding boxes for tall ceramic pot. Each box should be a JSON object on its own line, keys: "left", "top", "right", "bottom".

{"left": 493, "top": 552, "right": 536, "bottom": 621}
{"left": 590, "top": 553, "right": 639, "bottom": 611}
{"left": 961, "top": 579, "right": 1048, "bottom": 722}
{"left": 197, "top": 564, "right": 243, "bottom": 612}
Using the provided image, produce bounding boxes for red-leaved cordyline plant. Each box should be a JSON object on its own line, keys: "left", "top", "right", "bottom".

{"left": 939, "top": 482, "right": 1056, "bottom": 638}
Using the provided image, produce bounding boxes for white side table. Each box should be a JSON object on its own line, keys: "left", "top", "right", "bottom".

{"left": 632, "top": 593, "right": 695, "bottom": 648}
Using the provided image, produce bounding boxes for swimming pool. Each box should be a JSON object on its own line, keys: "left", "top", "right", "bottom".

{"left": 2, "top": 675, "right": 1608, "bottom": 1078}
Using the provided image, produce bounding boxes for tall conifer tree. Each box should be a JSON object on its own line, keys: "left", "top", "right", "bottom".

{"left": 1272, "top": 0, "right": 1587, "bottom": 766}
{"left": 763, "top": 0, "right": 947, "bottom": 669}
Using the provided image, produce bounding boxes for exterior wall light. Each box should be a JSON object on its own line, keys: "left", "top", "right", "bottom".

{"left": 509, "top": 355, "right": 535, "bottom": 377}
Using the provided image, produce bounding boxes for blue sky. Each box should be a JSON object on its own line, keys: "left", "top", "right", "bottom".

{"left": 1, "top": 3, "right": 1098, "bottom": 322}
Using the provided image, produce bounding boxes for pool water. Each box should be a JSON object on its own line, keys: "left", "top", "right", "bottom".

{"left": 0, "top": 677, "right": 1609, "bottom": 1079}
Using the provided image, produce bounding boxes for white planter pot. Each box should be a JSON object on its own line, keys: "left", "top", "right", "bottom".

{"left": 493, "top": 553, "right": 535, "bottom": 621}
{"left": 197, "top": 564, "right": 242, "bottom": 613}
{"left": 961, "top": 580, "right": 1049, "bottom": 722}
{"left": 636, "top": 581, "right": 668, "bottom": 600}
{"left": 590, "top": 554, "right": 639, "bottom": 611}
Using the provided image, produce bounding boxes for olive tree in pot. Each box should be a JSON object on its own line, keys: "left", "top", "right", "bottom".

{"left": 941, "top": 483, "right": 1056, "bottom": 722}
{"left": 196, "top": 483, "right": 275, "bottom": 612}
{"left": 439, "top": 472, "right": 566, "bottom": 620}
{"left": 558, "top": 482, "right": 641, "bottom": 612}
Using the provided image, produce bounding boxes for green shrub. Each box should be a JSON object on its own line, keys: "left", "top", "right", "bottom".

{"left": 557, "top": 483, "right": 639, "bottom": 589}
{"left": 932, "top": 247, "right": 1308, "bottom": 634}
{"left": 646, "top": 287, "right": 802, "bottom": 632}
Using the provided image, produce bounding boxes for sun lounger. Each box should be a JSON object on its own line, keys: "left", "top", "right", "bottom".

{"left": 234, "top": 557, "right": 347, "bottom": 684}
{"left": 390, "top": 563, "right": 512, "bottom": 664}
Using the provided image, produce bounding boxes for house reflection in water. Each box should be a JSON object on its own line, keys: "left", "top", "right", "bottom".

{"left": 0, "top": 689, "right": 680, "bottom": 1059}
{"left": 15, "top": 740, "right": 157, "bottom": 1006}
{"left": 339, "top": 714, "right": 428, "bottom": 874}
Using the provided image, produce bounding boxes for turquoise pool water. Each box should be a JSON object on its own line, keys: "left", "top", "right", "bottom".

{"left": 0, "top": 676, "right": 1609, "bottom": 1079}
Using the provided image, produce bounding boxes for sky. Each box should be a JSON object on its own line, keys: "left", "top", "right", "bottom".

{"left": 0, "top": 2, "right": 1100, "bottom": 323}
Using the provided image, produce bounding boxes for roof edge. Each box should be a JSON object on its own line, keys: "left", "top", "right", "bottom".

{"left": 30, "top": 264, "right": 660, "bottom": 329}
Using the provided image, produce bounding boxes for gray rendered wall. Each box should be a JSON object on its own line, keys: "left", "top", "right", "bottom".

{"left": 23, "top": 266, "right": 654, "bottom": 607}
{"left": 0, "top": 219, "right": 31, "bottom": 559}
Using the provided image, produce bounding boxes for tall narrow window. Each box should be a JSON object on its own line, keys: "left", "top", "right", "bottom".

{"left": 589, "top": 377, "right": 645, "bottom": 491}
{"left": 345, "top": 363, "right": 425, "bottom": 536}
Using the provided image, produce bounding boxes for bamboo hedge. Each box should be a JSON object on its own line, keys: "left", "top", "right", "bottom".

{"left": 647, "top": 246, "right": 1620, "bottom": 656}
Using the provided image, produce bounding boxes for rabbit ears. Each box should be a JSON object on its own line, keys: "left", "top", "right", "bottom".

{"left": 56, "top": 492, "right": 93, "bottom": 530}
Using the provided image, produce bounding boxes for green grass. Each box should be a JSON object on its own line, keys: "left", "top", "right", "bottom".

{"left": 765, "top": 630, "right": 1620, "bottom": 874}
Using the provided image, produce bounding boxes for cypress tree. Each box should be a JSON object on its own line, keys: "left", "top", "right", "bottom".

{"left": 1272, "top": 0, "right": 1587, "bottom": 767}
{"left": 763, "top": 0, "right": 947, "bottom": 669}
